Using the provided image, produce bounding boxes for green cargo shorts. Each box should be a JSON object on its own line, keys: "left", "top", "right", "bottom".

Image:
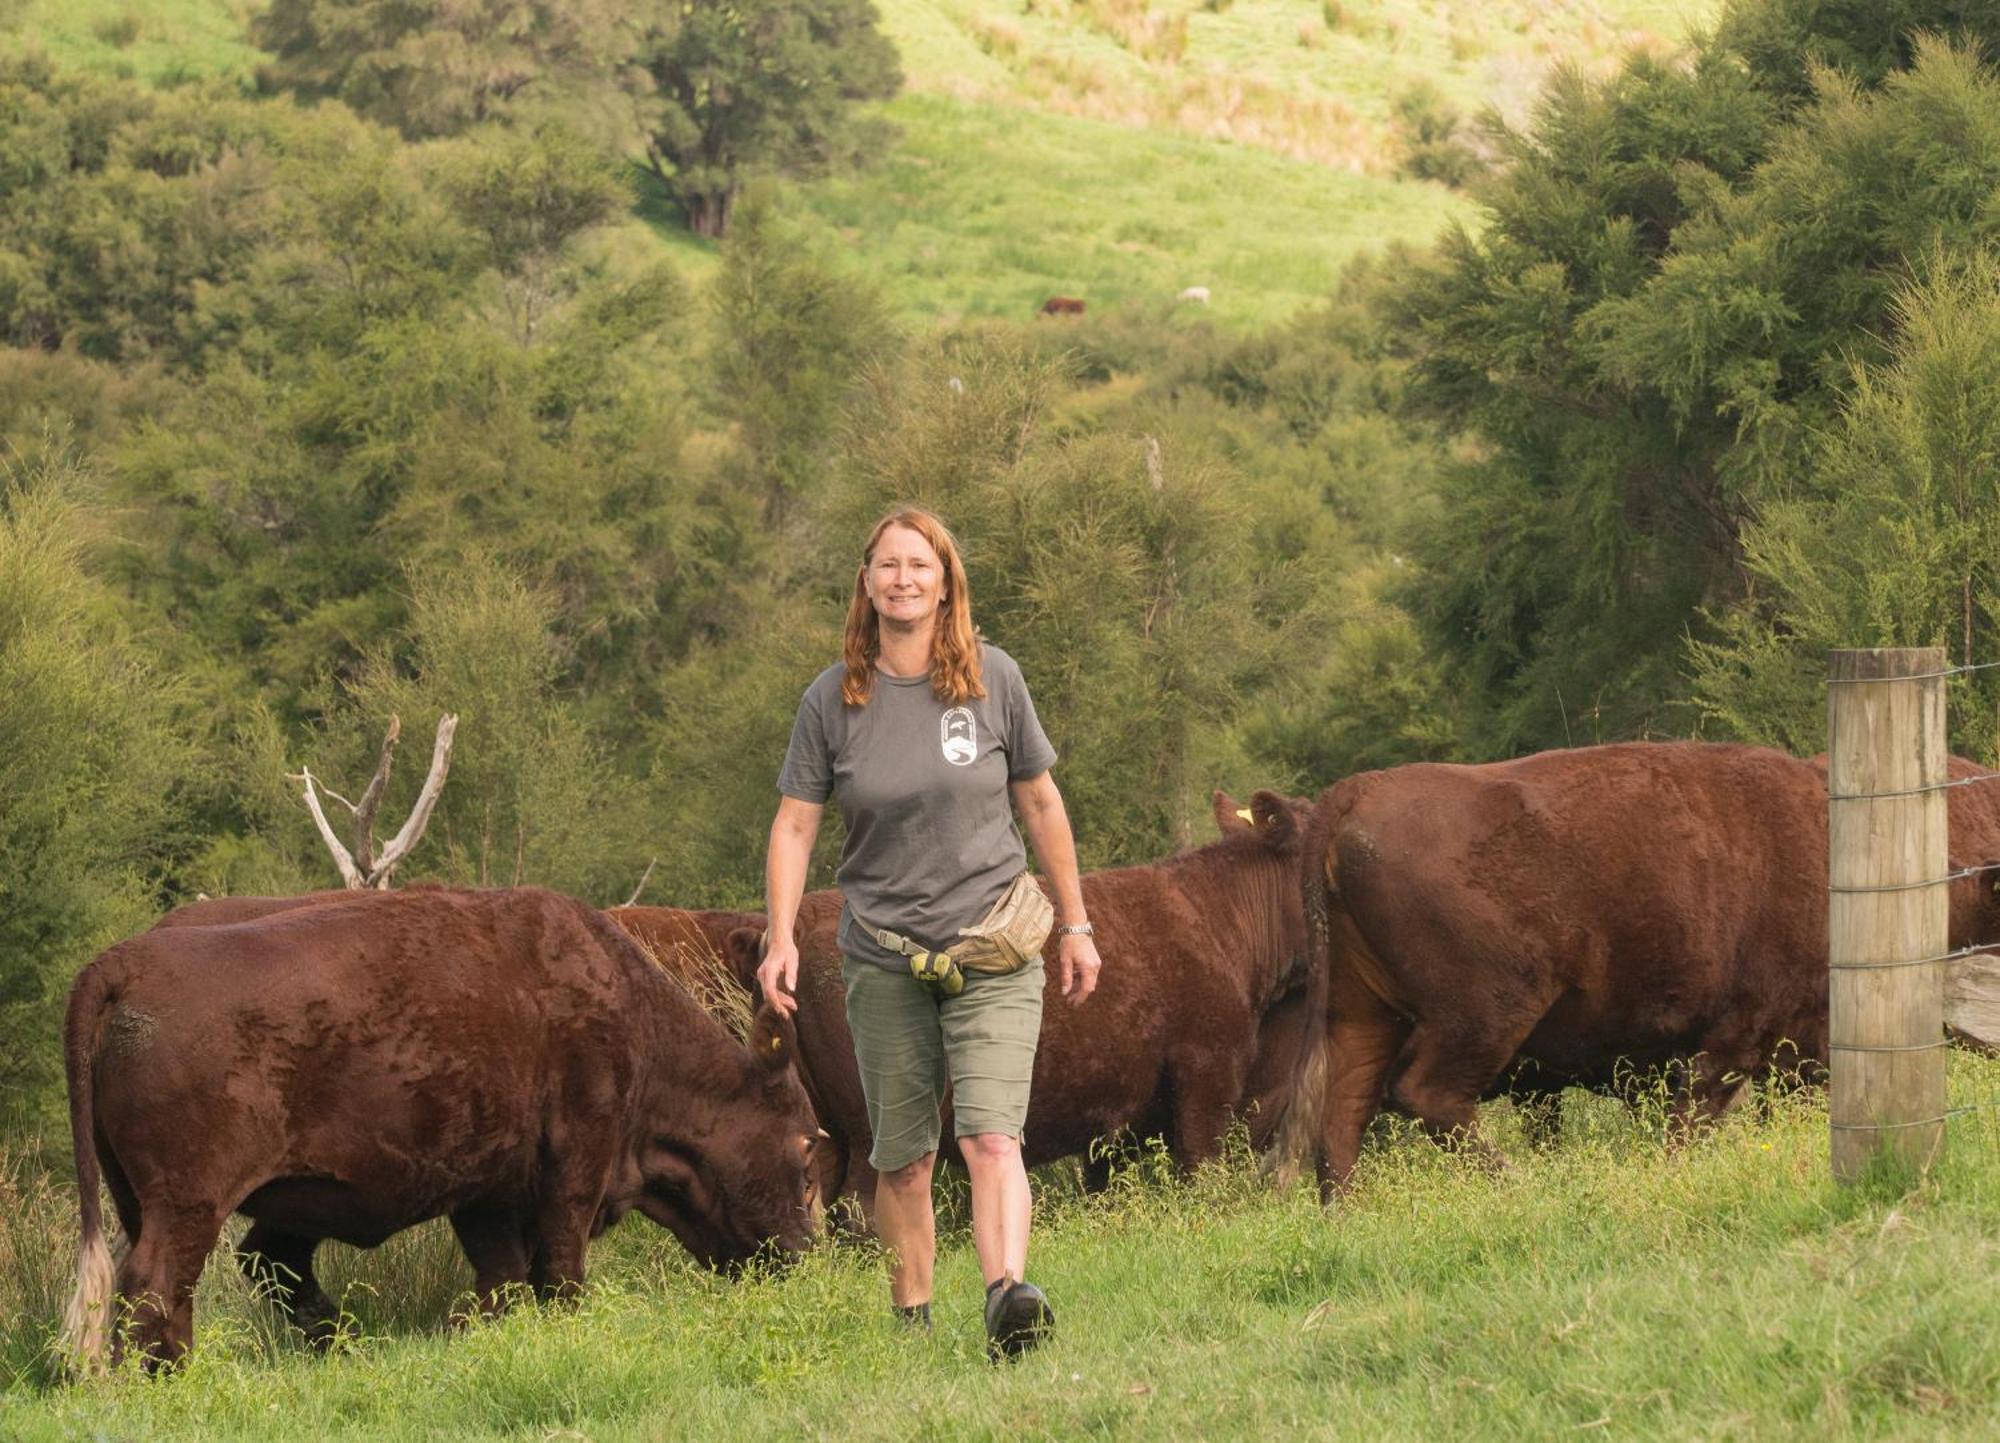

{"left": 842, "top": 955, "right": 1046, "bottom": 1174}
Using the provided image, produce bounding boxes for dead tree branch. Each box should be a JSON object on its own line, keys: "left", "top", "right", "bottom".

{"left": 288, "top": 713, "right": 458, "bottom": 890}
{"left": 622, "top": 857, "right": 657, "bottom": 908}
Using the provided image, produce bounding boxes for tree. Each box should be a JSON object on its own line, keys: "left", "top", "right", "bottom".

{"left": 1387, "top": 5, "right": 2000, "bottom": 756}
{"left": 1689, "top": 253, "right": 2000, "bottom": 758}
{"left": 640, "top": 0, "right": 901, "bottom": 237}
{"left": 0, "top": 447, "right": 192, "bottom": 1129}
{"left": 252, "top": 0, "right": 662, "bottom": 143}
{"left": 708, "top": 195, "right": 896, "bottom": 523}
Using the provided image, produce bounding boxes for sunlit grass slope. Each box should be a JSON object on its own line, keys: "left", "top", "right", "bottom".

{"left": 876, "top": 0, "right": 1719, "bottom": 168}
{"left": 5, "top": 1054, "right": 2000, "bottom": 1439}
{"left": 774, "top": 92, "right": 1470, "bottom": 326}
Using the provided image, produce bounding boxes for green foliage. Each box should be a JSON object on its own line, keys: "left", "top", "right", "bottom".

{"left": 707, "top": 196, "right": 898, "bottom": 522}
{"left": 1690, "top": 252, "right": 2000, "bottom": 756}
{"left": 427, "top": 124, "right": 634, "bottom": 345}
{"left": 1389, "top": 8, "right": 2000, "bottom": 757}
{"left": 640, "top": 0, "right": 902, "bottom": 237}
{"left": 0, "top": 447, "right": 191, "bottom": 1129}
{"left": 250, "top": 0, "right": 661, "bottom": 143}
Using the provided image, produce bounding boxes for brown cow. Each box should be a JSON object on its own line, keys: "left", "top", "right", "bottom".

{"left": 720, "top": 790, "right": 1320, "bottom": 1214}
{"left": 61, "top": 887, "right": 819, "bottom": 1370}
{"left": 1038, "top": 296, "right": 1086, "bottom": 317}
{"left": 1302, "top": 741, "right": 2000, "bottom": 1195}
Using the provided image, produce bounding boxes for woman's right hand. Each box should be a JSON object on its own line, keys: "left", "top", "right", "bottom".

{"left": 757, "top": 934, "right": 801, "bottom": 1017}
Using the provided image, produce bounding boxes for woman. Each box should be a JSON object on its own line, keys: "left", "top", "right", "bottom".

{"left": 758, "top": 506, "right": 1102, "bottom": 1358}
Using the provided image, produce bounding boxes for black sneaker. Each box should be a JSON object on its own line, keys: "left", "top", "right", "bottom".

{"left": 983, "top": 1276, "right": 1054, "bottom": 1359}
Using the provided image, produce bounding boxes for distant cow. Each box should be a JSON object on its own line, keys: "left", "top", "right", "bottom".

{"left": 1038, "top": 296, "right": 1086, "bottom": 317}
{"left": 722, "top": 791, "right": 1320, "bottom": 1213}
{"left": 61, "top": 887, "right": 819, "bottom": 1369}
{"left": 1302, "top": 741, "right": 2000, "bottom": 1193}
{"left": 1177, "top": 286, "right": 1211, "bottom": 304}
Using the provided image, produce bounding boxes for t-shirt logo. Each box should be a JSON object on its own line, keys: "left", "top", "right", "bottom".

{"left": 940, "top": 707, "right": 977, "bottom": 766}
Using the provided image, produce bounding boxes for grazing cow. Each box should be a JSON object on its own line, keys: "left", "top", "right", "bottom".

{"left": 1177, "top": 286, "right": 1211, "bottom": 304}
{"left": 1038, "top": 296, "right": 1086, "bottom": 317}
{"left": 721, "top": 790, "right": 1320, "bottom": 1213}
{"left": 1302, "top": 740, "right": 2000, "bottom": 1193}
{"left": 60, "top": 887, "right": 819, "bottom": 1370}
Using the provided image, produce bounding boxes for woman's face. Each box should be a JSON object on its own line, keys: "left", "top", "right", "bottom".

{"left": 864, "top": 523, "right": 947, "bottom": 630}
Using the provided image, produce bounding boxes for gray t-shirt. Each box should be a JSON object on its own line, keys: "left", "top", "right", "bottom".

{"left": 777, "top": 642, "right": 1058, "bottom": 971}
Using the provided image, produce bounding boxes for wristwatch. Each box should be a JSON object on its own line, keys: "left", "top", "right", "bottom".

{"left": 1056, "top": 922, "right": 1095, "bottom": 937}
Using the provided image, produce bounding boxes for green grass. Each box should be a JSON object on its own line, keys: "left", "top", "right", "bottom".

{"left": 7, "top": 1054, "right": 2000, "bottom": 1439}
{"left": 765, "top": 91, "right": 1472, "bottom": 328}
{"left": 3, "top": 0, "right": 261, "bottom": 85}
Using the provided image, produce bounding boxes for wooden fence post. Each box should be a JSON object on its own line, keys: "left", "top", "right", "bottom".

{"left": 1827, "top": 647, "right": 1949, "bottom": 1182}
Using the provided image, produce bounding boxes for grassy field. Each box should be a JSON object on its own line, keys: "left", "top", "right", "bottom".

{"left": 5, "top": 1055, "right": 1999, "bottom": 1440}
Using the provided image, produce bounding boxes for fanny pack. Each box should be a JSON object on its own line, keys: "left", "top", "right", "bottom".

{"left": 866, "top": 871, "right": 1054, "bottom": 997}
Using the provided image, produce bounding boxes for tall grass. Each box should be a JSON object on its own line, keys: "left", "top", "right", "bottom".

{"left": 7, "top": 1053, "right": 2000, "bottom": 1438}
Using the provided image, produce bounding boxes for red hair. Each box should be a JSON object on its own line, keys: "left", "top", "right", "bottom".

{"left": 842, "top": 507, "right": 985, "bottom": 706}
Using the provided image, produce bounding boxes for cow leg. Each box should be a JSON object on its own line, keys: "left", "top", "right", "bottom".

{"left": 117, "top": 1207, "right": 221, "bottom": 1369}
{"left": 833, "top": 1148, "right": 879, "bottom": 1236}
{"left": 1666, "top": 1050, "right": 1757, "bottom": 1139}
{"left": 1318, "top": 977, "right": 1412, "bottom": 1196}
{"left": 1514, "top": 1092, "right": 1565, "bottom": 1150}
{"left": 1388, "top": 1011, "right": 1549, "bottom": 1167}
{"left": 449, "top": 1205, "right": 532, "bottom": 1317}
{"left": 237, "top": 1223, "right": 337, "bottom": 1348}
{"left": 527, "top": 1161, "right": 609, "bottom": 1302}
{"left": 1168, "top": 1041, "right": 1250, "bottom": 1171}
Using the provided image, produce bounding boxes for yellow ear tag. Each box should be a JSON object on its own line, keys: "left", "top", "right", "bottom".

{"left": 770, "top": 1036, "right": 783, "bottom": 1051}
{"left": 1236, "top": 808, "right": 1255, "bottom": 823}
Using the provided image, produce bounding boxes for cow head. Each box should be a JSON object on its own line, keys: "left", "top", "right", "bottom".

{"left": 1212, "top": 788, "right": 1307, "bottom": 852}
{"left": 634, "top": 1002, "right": 821, "bottom": 1272}
{"left": 723, "top": 923, "right": 768, "bottom": 991}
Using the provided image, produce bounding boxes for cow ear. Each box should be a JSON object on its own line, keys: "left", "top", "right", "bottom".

{"left": 724, "top": 925, "right": 767, "bottom": 989}
{"left": 1212, "top": 790, "right": 1253, "bottom": 835}
{"left": 747, "top": 1003, "right": 799, "bottom": 1078}
{"left": 1250, "top": 789, "right": 1299, "bottom": 847}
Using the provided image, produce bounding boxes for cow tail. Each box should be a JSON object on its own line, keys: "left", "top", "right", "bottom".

{"left": 59, "top": 960, "right": 116, "bottom": 1377}
{"left": 1267, "top": 783, "right": 1357, "bottom": 1190}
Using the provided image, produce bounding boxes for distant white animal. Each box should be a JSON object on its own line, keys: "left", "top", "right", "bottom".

{"left": 1177, "top": 286, "right": 1211, "bottom": 304}
{"left": 948, "top": 376, "right": 965, "bottom": 395}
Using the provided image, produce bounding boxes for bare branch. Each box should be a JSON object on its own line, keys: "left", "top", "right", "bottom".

{"left": 317, "top": 784, "right": 363, "bottom": 815}
{"left": 368, "top": 714, "right": 458, "bottom": 888}
{"left": 622, "top": 857, "right": 657, "bottom": 909}
{"left": 288, "top": 767, "right": 365, "bottom": 889}
{"left": 352, "top": 714, "right": 401, "bottom": 874}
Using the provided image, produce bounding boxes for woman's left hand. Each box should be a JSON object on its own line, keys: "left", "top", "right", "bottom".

{"left": 1059, "top": 931, "right": 1102, "bottom": 1005}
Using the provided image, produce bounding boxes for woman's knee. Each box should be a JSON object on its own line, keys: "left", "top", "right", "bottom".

{"left": 878, "top": 1153, "right": 936, "bottom": 1194}
{"left": 957, "top": 1132, "right": 1022, "bottom": 1168}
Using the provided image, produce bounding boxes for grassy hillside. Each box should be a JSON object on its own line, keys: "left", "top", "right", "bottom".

{"left": 5, "top": 1060, "right": 1999, "bottom": 1436}
{"left": 5, "top": 0, "right": 1714, "bottom": 326}
{"left": 877, "top": 0, "right": 1715, "bottom": 168}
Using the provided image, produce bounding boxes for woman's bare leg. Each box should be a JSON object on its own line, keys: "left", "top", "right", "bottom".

{"left": 873, "top": 1152, "right": 937, "bottom": 1306}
